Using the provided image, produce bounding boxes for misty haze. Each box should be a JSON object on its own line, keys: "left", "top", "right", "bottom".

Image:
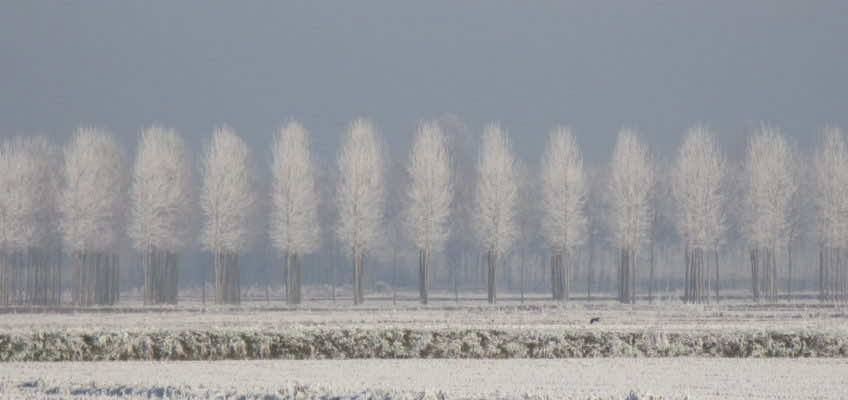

{"left": 1, "top": 2, "right": 847, "bottom": 399}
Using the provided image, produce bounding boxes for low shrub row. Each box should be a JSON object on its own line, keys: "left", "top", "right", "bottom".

{"left": 0, "top": 328, "right": 846, "bottom": 361}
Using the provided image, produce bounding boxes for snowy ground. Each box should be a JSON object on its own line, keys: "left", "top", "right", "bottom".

{"left": 3, "top": 298, "right": 847, "bottom": 397}
{"left": 2, "top": 358, "right": 847, "bottom": 399}
{"left": 1, "top": 296, "right": 846, "bottom": 334}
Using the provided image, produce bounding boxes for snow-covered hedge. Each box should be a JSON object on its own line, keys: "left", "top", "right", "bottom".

{"left": 0, "top": 328, "right": 846, "bottom": 361}
{"left": 4, "top": 380, "right": 665, "bottom": 400}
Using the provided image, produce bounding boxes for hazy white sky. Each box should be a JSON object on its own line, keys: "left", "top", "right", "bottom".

{"left": 1, "top": 1, "right": 846, "bottom": 163}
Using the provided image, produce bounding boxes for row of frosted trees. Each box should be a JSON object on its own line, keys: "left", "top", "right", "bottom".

{"left": 0, "top": 120, "right": 846, "bottom": 306}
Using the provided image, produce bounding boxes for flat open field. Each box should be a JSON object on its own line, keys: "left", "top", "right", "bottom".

{"left": 0, "top": 299, "right": 847, "bottom": 362}
{"left": 2, "top": 296, "right": 847, "bottom": 333}
{"left": 3, "top": 299, "right": 847, "bottom": 397}
{"left": 2, "top": 358, "right": 848, "bottom": 399}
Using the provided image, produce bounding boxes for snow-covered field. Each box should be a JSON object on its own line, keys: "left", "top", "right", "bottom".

{"left": 3, "top": 301, "right": 847, "bottom": 397}
{"left": 1, "top": 300, "right": 846, "bottom": 361}
{"left": 2, "top": 358, "right": 847, "bottom": 399}
{"left": 2, "top": 297, "right": 846, "bottom": 333}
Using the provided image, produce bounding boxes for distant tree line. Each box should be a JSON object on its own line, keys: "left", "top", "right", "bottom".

{"left": 0, "top": 120, "right": 846, "bottom": 306}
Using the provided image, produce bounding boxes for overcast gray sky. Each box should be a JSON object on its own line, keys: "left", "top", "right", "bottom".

{"left": 1, "top": 1, "right": 846, "bottom": 164}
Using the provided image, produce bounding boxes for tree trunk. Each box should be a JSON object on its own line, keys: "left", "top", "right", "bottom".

{"left": 618, "top": 248, "right": 627, "bottom": 303}
{"left": 630, "top": 248, "right": 637, "bottom": 304}
{"left": 587, "top": 242, "right": 594, "bottom": 300}
{"left": 836, "top": 247, "right": 839, "bottom": 303}
{"left": 215, "top": 251, "right": 222, "bottom": 304}
{"left": 352, "top": 250, "right": 364, "bottom": 305}
{"left": 232, "top": 252, "right": 241, "bottom": 304}
{"left": 769, "top": 247, "right": 777, "bottom": 302}
{"left": 693, "top": 248, "right": 699, "bottom": 304}
{"left": 2, "top": 252, "right": 8, "bottom": 306}
{"left": 700, "top": 248, "right": 706, "bottom": 303}
{"left": 170, "top": 253, "right": 178, "bottom": 304}
{"left": 331, "top": 245, "right": 336, "bottom": 304}
{"left": 392, "top": 248, "right": 397, "bottom": 306}
{"left": 835, "top": 248, "right": 840, "bottom": 304}
{"left": 833, "top": 247, "right": 838, "bottom": 303}
{"left": 841, "top": 248, "right": 845, "bottom": 303}
{"left": 284, "top": 252, "right": 292, "bottom": 304}
{"left": 786, "top": 245, "right": 792, "bottom": 302}
{"left": 714, "top": 248, "right": 720, "bottom": 303}
{"left": 112, "top": 254, "right": 120, "bottom": 305}
{"left": 827, "top": 248, "right": 839, "bottom": 303}
{"left": 454, "top": 250, "right": 460, "bottom": 304}
{"left": 57, "top": 248, "right": 62, "bottom": 305}
{"left": 358, "top": 253, "right": 365, "bottom": 304}
{"left": 286, "top": 252, "right": 300, "bottom": 305}
{"left": 565, "top": 250, "right": 572, "bottom": 302}
{"left": 520, "top": 246, "right": 525, "bottom": 304}
{"left": 143, "top": 250, "right": 150, "bottom": 305}
{"left": 619, "top": 248, "right": 635, "bottom": 304}
{"left": 487, "top": 250, "right": 497, "bottom": 304}
{"left": 550, "top": 254, "right": 558, "bottom": 300}
{"left": 827, "top": 247, "right": 839, "bottom": 304}
{"left": 202, "top": 253, "right": 207, "bottom": 307}
{"left": 750, "top": 249, "right": 759, "bottom": 302}
{"left": 264, "top": 253, "right": 270, "bottom": 304}
{"left": 819, "top": 247, "right": 824, "bottom": 303}
{"left": 419, "top": 248, "right": 428, "bottom": 304}
{"left": 649, "top": 243, "right": 655, "bottom": 304}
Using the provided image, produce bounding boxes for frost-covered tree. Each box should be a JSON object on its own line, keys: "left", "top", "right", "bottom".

{"left": 0, "top": 137, "right": 62, "bottom": 306}
{"left": 200, "top": 127, "right": 256, "bottom": 304}
{"left": 60, "top": 128, "right": 127, "bottom": 306}
{"left": 129, "top": 126, "right": 193, "bottom": 305}
{"left": 404, "top": 121, "right": 453, "bottom": 304}
{"left": 672, "top": 126, "right": 727, "bottom": 303}
{"left": 742, "top": 126, "right": 798, "bottom": 302}
{"left": 336, "top": 118, "right": 385, "bottom": 305}
{"left": 270, "top": 120, "right": 321, "bottom": 305}
{"left": 814, "top": 126, "right": 848, "bottom": 303}
{"left": 540, "top": 127, "right": 587, "bottom": 301}
{"left": 608, "top": 129, "right": 654, "bottom": 304}
{"left": 473, "top": 123, "right": 518, "bottom": 304}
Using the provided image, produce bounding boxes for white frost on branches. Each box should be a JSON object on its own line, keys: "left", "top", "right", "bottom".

{"left": 270, "top": 120, "right": 321, "bottom": 256}
{"left": 0, "top": 137, "right": 61, "bottom": 252}
{"left": 405, "top": 121, "right": 453, "bottom": 254}
{"left": 540, "top": 127, "right": 588, "bottom": 254}
{"left": 59, "top": 128, "right": 127, "bottom": 254}
{"left": 814, "top": 125, "right": 848, "bottom": 249}
{"left": 200, "top": 127, "right": 256, "bottom": 253}
{"left": 672, "top": 125, "right": 727, "bottom": 250}
{"left": 607, "top": 129, "right": 655, "bottom": 251}
{"left": 336, "top": 118, "right": 385, "bottom": 255}
{"left": 473, "top": 123, "right": 518, "bottom": 257}
{"left": 128, "top": 126, "right": 193, "bottom": 252}
{"left": 742, "top": 126, "right": 798, "bottom": 249}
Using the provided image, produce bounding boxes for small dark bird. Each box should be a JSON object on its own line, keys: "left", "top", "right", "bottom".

{"left": 590, "top": 317, "right": 601, "bottom": 324}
